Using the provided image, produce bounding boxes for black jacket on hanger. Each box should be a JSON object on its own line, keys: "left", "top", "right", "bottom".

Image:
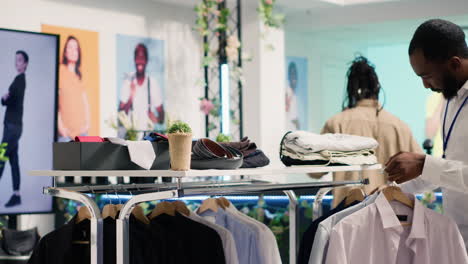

{"left": 29, "top": 212, "right": 226, "bottom": 264}
{"left": 129, "top": 214, "right": 170, "bottom": 264}
{"left": 28, "top": 216, "right": 91, "bottom": 264}
{"left": 103, "top": 217, "right": 116, "bottom": 264}
{"left": 150, "top": 213, "right": 226, "bottom": 264}
{"left": 28, "top": 216, "right": 117, "bottom": 264}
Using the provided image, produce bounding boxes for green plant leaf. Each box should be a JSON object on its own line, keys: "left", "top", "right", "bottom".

{"left": 216, "top": 133, "right": 231, "bottom": 142}
{"left": 208, "top": 122, "right": 217, "bottom": 131}
{"left": 168, "top": 121, "right": 192, "bottom": 134}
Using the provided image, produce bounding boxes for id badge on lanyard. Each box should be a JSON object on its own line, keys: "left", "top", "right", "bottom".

{"left": 442, "top": 96, "right": 468, "bottom": 158}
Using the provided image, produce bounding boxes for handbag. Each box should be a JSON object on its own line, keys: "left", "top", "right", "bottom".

{"left": 1, "top": 227, "right": 40, "bottom": 256}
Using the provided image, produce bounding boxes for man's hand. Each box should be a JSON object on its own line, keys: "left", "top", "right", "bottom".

{"left": 384, "top": 152, "right": 426, "bottom": 184}
{"left": 2, "top": 93, "right": 9, "bottom": 101}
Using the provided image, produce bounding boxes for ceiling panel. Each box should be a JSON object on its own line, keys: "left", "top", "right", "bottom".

{"left": 150, "top": 0, "right": 196, "bottom": 7}
{"left": 146, "top": 0, "right": 468, "bottom": 33}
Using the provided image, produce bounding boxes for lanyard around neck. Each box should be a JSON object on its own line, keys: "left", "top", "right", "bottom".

{"left": 442, "top": 96, "right": 468, "bottom": 158}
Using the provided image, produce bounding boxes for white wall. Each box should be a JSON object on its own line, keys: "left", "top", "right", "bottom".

{"left": 286, "top": 32, "right": 367, "bottom": 133}
{"left": 242, "top": 5, "right": 286, "bottom": 169}
{"left": 285, "top": 14, "right": 468, "bottom": 137}
{"left": 0, "top": 0, "right": 205, "bottom": 138}
{"left": 285, "top": 0, "right": 468, "bottom": 32}
{"left": 17, "top": 213, "right": 55, "bottom": 236}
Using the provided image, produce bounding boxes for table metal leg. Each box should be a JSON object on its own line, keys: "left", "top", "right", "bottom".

{"left": 44, "top": 187, "right": 103, "bottom": 264}
{"left": 284, "top": 190, "right": 298, "bottom": 264}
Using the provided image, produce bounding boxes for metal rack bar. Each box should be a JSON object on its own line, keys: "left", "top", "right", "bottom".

{"left": 58, "top": 179, "right": 268, "bottom": 193}
{"left": 43, "top": 188, "right": 103, "bottom": 264}
{"left": 29, "top": 164, "right": 382, "bottom": 178}
{"left": 0, "top": 255, "right": 30, "bottom": 260}
{"left": 116, "top": 190, "right": 179, "bottom": 264}
{"left": 284, "top": 190, "right": 298, "bottom": 264}
{"left": 313, "top": 187, "right": 334, "bottom": 221}
{"left": 51, "top": 179, "right": 364, "bottom": 197}
{"left": 182, "top": 180, "right": 366, "bottom": 196}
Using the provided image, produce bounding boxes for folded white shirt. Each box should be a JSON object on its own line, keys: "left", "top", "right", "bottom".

{"left": 285, "top": 131, "right": 378, "bottom": 153}
{"left": 282, "top": 149, "right": 377, "bottom": 165}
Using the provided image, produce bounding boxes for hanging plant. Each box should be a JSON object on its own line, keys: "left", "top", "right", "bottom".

{"left": 199, "top": 97, "right": 221, "bottom": 132}
{"left": 217, "top": 7, "right": 231, "bottom": 32}
{"left": 258, "top": 0, "right": 285, "bottom": 29}
{"left": 257, "top": 0, "right": 285, "bottom": 51}
{"left": 216, "top": 133, "right": 232, "bottom": 142}
{"left": 194, "top": 0, "right": 244, "bottom": 135}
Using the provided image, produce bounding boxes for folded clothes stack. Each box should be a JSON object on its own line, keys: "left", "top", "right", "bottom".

{"left": 280, "top": 131, "right": 378, "bottom": 166}
{"left": 220, "top": 137, "right": 270, "bottom": 168}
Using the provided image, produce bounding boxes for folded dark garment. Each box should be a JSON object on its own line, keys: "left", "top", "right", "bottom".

{"left": 2, "top": 228, "right": 39, "bottom": 256}
{"left": 281, "top": 155, "right": 347, "bottom": 167}
{"left": 220, "top": 137, "right": 257, "bottom": 157}
{"left": 0, "top": 242, "right": 8, "bottom": 256}
{"left": 241, "top": 149, "right": 270, "bottom": 168}
{"left": 191, "top": 139, "right": 243, "bottom": 170}
{"left": 144, "top": 132, "right": 168, "bottom": 142}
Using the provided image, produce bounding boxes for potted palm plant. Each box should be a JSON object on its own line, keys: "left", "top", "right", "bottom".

{"left": 167, "top": 121, "right": 192, "bottom": 170}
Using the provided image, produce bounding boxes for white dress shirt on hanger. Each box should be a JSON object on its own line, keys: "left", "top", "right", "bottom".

{"left": 308, "top": 193, "right": 378, "bottom": 264}
{"left": 325, "top": 193, "right": 468, "bottom": 264}
{"left": 225, "top": 202, "right": 282, "bottom": 264}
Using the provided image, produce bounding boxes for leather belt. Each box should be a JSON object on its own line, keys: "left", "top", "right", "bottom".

{"left": 191, "top": 138, "right": 243, "bottom": 170}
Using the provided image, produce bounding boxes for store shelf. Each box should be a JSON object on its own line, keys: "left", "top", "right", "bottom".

{"left": 29, "top": 164, "right": 382, "bottom": 178}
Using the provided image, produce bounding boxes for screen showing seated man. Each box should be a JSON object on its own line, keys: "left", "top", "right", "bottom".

{"left": 0, "top": 28, "right": 57, "bottom": 213}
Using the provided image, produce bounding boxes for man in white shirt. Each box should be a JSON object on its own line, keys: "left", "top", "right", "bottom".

{"left": 119, "top": 43, "right": 164, "bottom": 131}
{"left": 385, "top": 19, "right": 468, "bottom": 249}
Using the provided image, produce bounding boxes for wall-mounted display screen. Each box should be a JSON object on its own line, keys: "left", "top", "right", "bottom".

{"left": 0, "top": 28, "right": 58, "bottom": 214}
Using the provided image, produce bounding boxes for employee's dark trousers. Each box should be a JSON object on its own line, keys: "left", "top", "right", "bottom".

{"left": 0, "top": 123, "right": 22, "bottom": 191}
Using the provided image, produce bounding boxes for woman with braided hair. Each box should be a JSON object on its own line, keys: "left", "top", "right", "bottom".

{"left": 322, "top": 55, "right": 422, "bottom": 207}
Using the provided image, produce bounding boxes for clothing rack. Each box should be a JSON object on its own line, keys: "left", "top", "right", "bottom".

{"left": 30, "top": 164, "right": 381, "bottom": 264}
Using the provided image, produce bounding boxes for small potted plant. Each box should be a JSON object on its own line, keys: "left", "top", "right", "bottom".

{"left": 167, "top": 121, "right": 192, "bottom": 171}
{"left": 216, "top": 133, "right": 231, "bottom": 143}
